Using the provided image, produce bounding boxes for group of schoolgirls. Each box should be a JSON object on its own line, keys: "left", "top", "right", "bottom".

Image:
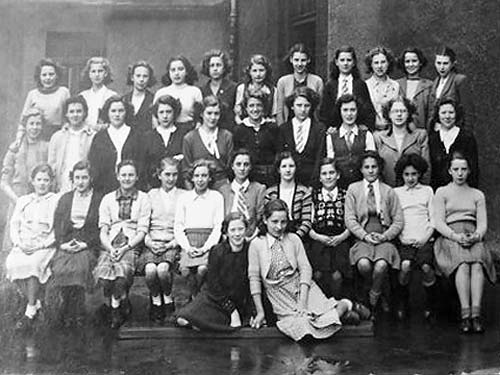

{"left": 1, "top": 41, "right": 494, "bottom": 337}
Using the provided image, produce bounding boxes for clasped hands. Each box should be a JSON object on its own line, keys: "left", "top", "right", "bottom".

{"left": 60, "top": 239, "right": 87, "bottom": 253}
{"left": 149, "top": 239, "right": 176, "bottom": 255}
{"left": 453, "top": 232, "right": 480, "bottom": 248}
{"left": 363, "top": 232, "right": 387, "bottom": 245}
{"left": 318, "top": 234, "right": 344, "bottom": 247}
{"left": 187, "top": 246, "right": 206, "bottom": 258}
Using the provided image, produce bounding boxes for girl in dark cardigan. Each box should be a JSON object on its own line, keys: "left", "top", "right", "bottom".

{"left": 51, "top": 161, "right": 102, "bottom": 327}
{"left": 176, "top": 212, "right": 250, "bottom": 331}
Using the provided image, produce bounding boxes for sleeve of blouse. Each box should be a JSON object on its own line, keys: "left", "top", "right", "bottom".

{"left": 344, "top": 186, "right": 368, "bottom": 240}
{"left": 19, "top": 91, "right": 34, "bottom": 128}
{"left": 98, "top": 195, "right": 111, "bottom": 229}
{"left": 365, "top": 131, "right": 376, "bottom": 151}
{"left": 181, "top": 134, "right": 194, "bottom": 182}
{"left": 203, "top": 192, "right": 224, "bottom": 251}
{"left": 255, "top": 184, "right": 267, "bottom": 226}
{"left": 248, "top": 239, "right": 262, "bottom": 295}
{"left": 294, "top": 234, "right": 312, "bottom": 286}
{"left": 9, "top": 197, "right": 24, "bottom": 246}
{"left": 420, "top": 130, "right": 431, "bottom": 184}
{"left": 270, "top": 86, "right": 278, "bottom": 117}
{"left": 194, "top": 86, "right": 203, "bottom": 104}
{"left": 433, "top": 188, "right": 454, "bottom": 239}
{"left": 296, "top": 188, "right": 313, "bottom": 238}
{"left": 276, "top": 77, "right": 286, "bottom": 125}
{"left": 53, "top": 195, "right": 65, "bottom": 245}
{"left": 174, "top": 194, "right": 191, "bottom": 250}
{"left": 427, "top": 188, "right": 435, "bottom": 230}
{"left": 1, "top": 146, "right": 16, "bottom": 184}
{"left": 47, "top": 133, "right": 58, "bottom": 171}
{"left": 475, "top": 190, "right": 487, "bottom": 238}
{"left": 136, "top": 194, "right": 152, "bottom": 234}
{"left": 382, "top": 189, "right": 404, "bottom": 241}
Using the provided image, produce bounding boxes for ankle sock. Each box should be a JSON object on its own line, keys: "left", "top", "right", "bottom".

{"left": 340, "top": 298, "right": 353, "bottom": 311}
{"left": 163, "top": 294, "right": 173, "bottom": 304}
{"left": 471, "top": 305, "right": 481, "bottom": 318}
{"left": 461, "top": 307, "right": 471, "bottom": 319}
{"left": 151, "top": 295, "right": 162, "bottom": 306}
{"left": 369, "top": 290, "right": 381, "bottom": 307}
{"left": 25, "top": 304, "right": 37, "bottom": 319}
{"left": 111, "top": 296, "right": 121, "bottom": 309}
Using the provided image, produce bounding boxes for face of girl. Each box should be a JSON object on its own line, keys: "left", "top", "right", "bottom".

{"left": 279, "top": 157, "right": 296, "bottom": 183}
{"left": 226, "top": 219, "right": 246, "bottom": 248}
{"left": 319, "top": 163, "right": 339, "bottom": 191}
{"left": 169, "top": 60, "right": 187, "bottom": 85}
{"left": 40, "top": 65, "right": 57, "bottom": 89}
{"left": 117, "top": 165, "right": 138, "bottom": 191}
{"left": 192, "top": 165, "right": 210, "bottom": 193}
{"left": 202, "top": 105, "right": 221, "bottom": 129}
{"left": 448, "top": 159, "right": 469, "bottom": 185}
{"left": 389, "top": 101, "right": 409, "bottom": 128}
{"left": 232, "top": 154, "right": 251, "bottom": 183}
{"left": 371, "top": 53, "right": 389, "bottom": 78}
{"left": 32, "top": 171, "right": 51, "bottom": 196}
{"left": 404, "top": 52, "right": 421, "bottom": 77}
{"left": 435, "top": 55, "right": 453, "bottom": 78}
{"left": 264, "top": 210, "right": 288, "bottom": 238}
{"left": 89, "top": 62, "right": 107, "bottom": 86}
{"left": 290, "top": 52, "right": 309, "bottom": 74}
{"left": 340, "top": 101, "right": 357, "bottom": 125}
{"left": 209, "top": 56, "right": 225, "bottom": 80}
{"left": 292, "top": 96, "right": 311, "bottom": 122}
{"left": 335, "top": 52, "right": 354, "bottom": 75}
{"left": 249, "top": 63, "right": 266, "bottom": 85}
{"left": 402, "top": 165, "right": 420, "bottom": 188}
{"left": 361, "top": 157, "right": 379, "bottom": 183}
{"left": 73, "top": 168, "right": 91, "bottom": 194}
{"left": 66, "top": 102, "right": 85, "bottom": 128}
{"left": 158, "top": 164, "right": 178, "bottom": 191}
{"left": 25, "top": 115, "right": 43, "bottom": 140}
{"left": 245, "top": 97, "right": 264, "bottom": 123}
{"left": 438, "top": 103, "right": 456, "bottom": 129}
{"left": 132, "top": 66, "right": 150, "bottom": 91}
{"left": 108, "top": 101, "right": 126, "bottom": 128}
{"left": 157, "top": 103, "right": 175, "bottom": 128}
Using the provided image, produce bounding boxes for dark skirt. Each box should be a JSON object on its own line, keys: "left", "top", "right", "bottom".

{"left": 51, "top": 248, "right": 96, "bottom": 288}
{"left": 308, "top": 239, "right": 351, "bottom": 277}
{"left": 176, "top": 291, "right": 236, "bottom": 332}
{"left": 398, "top": 241, "right": 434, "bottom": 268}
{"left": 434, "top": 221, "right": 496, "bottom": 283}
{"left": 349, "top": 216, "right": 400, "bottom": 269}
{"left": 136, "top": 246, "right": 178, "bottom": 274}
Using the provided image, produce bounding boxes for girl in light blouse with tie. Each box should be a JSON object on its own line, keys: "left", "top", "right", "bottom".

{"left": 364, "top": 46, "right": 401, "bottom": 132}
{"left": 344, "top": 151, "right": 404, "bottom": 316}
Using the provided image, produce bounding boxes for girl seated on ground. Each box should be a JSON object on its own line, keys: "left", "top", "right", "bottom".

{"left": 174, "top": 159, "right": 224, "bottom": 299}
{"left": 93, "top": 160, "right": 152, "bottom": 329}
{"left": 51, "top": 161, "right": 102, "bottom": 327}
{"left": 137, "top": 157, "right": 185, "bottom": 324}
{"left": 5, "top": 164, "right": 59, "bottom": 330}
{"left": 308, "top": 158, "right": 351, "bottom": 299}
{"left": 249, "top": 199, "right": 369, "bottom": 341}
{"left": 176, "top": 212, "right": 251, "bottom": 331}
{"left": 393, "top": 153, "right": 437, "bottom": 321}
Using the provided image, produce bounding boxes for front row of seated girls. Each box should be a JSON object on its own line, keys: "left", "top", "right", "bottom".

{"left": 4, "top": 148, "right": 496, "bottom": 338}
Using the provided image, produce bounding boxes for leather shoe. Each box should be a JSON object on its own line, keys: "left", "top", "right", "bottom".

{"left": 471, "top": 317, "right": 485, "bottom": 334}
{"left": 459, "top": 318, "right": 472, "bottom": 334}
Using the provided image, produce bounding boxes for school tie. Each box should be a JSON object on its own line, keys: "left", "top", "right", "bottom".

{"left": 345, "top": 129, "right": 353, "bottom": 150}
{"left": 341, "top": 77, "right": 349, "bottom": 95}
{"left": 296, "top": 123, "right": 306, "bottom": 153}
{"left": 236, "top": 185, "right": 250, "bottom": 219}
{"left": 367, "top": 183, "right": 377, "bottom": 215}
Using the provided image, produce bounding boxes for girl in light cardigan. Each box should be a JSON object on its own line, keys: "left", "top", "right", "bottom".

{"left": 344, "top": 151, "right": 404, "bottom": 316}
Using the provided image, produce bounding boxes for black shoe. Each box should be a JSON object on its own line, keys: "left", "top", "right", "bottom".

{"left": 459, "top": 318, "right": 472, "bottom": 334}
{"left": 121, "top": 299, "right": 132, "bottom": 319}
{"left": 164, "top": 301, "right": 175, "bottom": 316}
{"left": 352, "top": 302, "right": 371, "bottom": 320}
{"left": 340, "top": 310, "right": 360, "bottom": 326}
{"left": 149, "top": 304, "right": 164, "bottom": 325}
{"left": 15, "top": 316, "right": 34, "bottom": 332}
{"left": 471, "top": 317, "right": 485, "bottom": 334}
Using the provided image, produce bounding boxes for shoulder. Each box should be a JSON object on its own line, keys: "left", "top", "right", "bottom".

{"left": 420, "top": 78, "right": 433, "bottom": 88}
{"left": 471, "top": 188, "right": 485, "bottom": 201}
{"left": 208, "top": 189, "right": 224, "bottom": 200}
{"left": 414, "top": 128, "right": 428, "bottom": 140}
{"left": 218, "top": 128, "right": 233, "bottom": 139}
{"left": 296, "top": 184, "right": 312, "bottom": 194}
{"left": 218, "top": 183, "right": 232, "bottom": 195}
{"left": 347, "top": 181, "right": 363, "bottom": 193}
{"left": 309, "top": 74, "right": 323, "bottom": 83}
{"left": 265, "top": 185, "right": 279, "bottom": 196}
{"left": 249, "top": 181, "right": 266, "bottom": 194}
{"left": 183, "top": 129, "right": 199, "bottom": 141}
{"left": 453, "top": 73, "right": 468, "bottom": 84}
{"left": 101, "top": 191, "right": 115, "bottom": 204}
{"left": 57, "top": 86, "right": 70, "bottom": 96}
{"left": 249, "top": 235, "right": 266, "bottom": 251}
{"left": 148, "top": 188, "right": 161, "bottom": 199}
{"left": 284, "top": 232, "right": 302, "bottom": 246}
{"left": 277, "top": 74, "right": 293, "bottom": 86}
{"left": 435, "top": 185, "right": 451, "bottom": 199}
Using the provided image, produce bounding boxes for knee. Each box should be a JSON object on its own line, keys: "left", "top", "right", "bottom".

{"left": 313, "top": 271, "right": 323, "bottom": 280}
{"left": 357, "top": 259, "right": 372, "bottom": 274}
{"left": 197, "top": 265, "right": 207, "bottom": 276}
{"left": 373, "top": 260, "right": 388, "bottom": 275}
{"left": 180, "top": 267, "right": 190, "bottom": 277}
{"left": 332, "top": 271, "right": 343, "bottom": 282}
{"left": 471, "top": 262, "right": 484, "bottom": 274}
{"left": 400, "top": 261, "right": 412, "bottom": 275}
{"left": 457, "top": 263, "right": 471, "bottom": 274}
{"left": 144, "top": 263, "right": 158, "bottom": 278}
{"left": 157, "top": 262, "right": 171, "bottom": 275}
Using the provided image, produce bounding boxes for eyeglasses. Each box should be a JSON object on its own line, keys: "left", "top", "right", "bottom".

{"left": 390, "top": 109, "right": 408, "bottom": 114}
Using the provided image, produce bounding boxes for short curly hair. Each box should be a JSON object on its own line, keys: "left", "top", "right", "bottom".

{"left": 358, "top": 150, "right": 385, "bottom": 174}
{"left": 365, "top": 46, "right": 396, "bottom": 75}
{"left": 34, "top": 58, "right": 63, "bottom": 88}
{"left": 80, "top": 56, "right": 113, "bottom": 88}
{"left": 382, "top": 96, "right": 416, "bottom": 134}
{"left": 126, "top": 60, "right": 157, "bottom": 88}
{"left": 188, "top": 159, "right": 216, "bottom": 189}
{"left": 200, "top": 49, "right": 232, "bottom": 78}
{"left": 285, "top": 86, "right": 320, "bottom": 117}
{"left": 397, "top": 47, "right": 428, "bottom": 74}
{"left": 161, "top": 55, "right": 198, "bottom": 86}
{"left": 394, "top": 153, "right": 428, "bottom": 186}
{"left": 151, "top": 94, "right": 182, "bottom": 122}
{"left": 221, "top": 212, "right": 249, "bottom": 234}
{"left": 100, "top": 95, "right": 133, "bottom": 124}
{"left": 329, "top": 45, "right": 361, "bottom": 80}
{"left": 63, "top": 95, "right": 89, "bottom": 122}
{"left": 243, "top": 54, "right": 273, "bottom": 86}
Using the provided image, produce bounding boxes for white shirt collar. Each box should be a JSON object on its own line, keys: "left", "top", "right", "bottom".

{"left": 339, "top": 124, "right": 358, "bottom": 137}
{"left": 156, "top": 125, "right": 177, "bottom": 135}
{"left": 322, "top": 187, "right": 338, "bottom": 201}
{"left": 231, "top": 179, "right": 250, "bottom": 193}
{"left": 339, "top": 73, "right": 353, "bottom": 82}
{"left": 191, "top": 189, "right": 210, "bottom": 201}
{"left": 291, "top": 117, "right": 311, "bottom": 128}
{"left": 404, "top": 183, "right": 423, "bottom": 191}
{"left": 108, "top": 124, "right": 130, "bottom": 136}
{"left": 266, "top": 233, "right": 283, "bottom": 248}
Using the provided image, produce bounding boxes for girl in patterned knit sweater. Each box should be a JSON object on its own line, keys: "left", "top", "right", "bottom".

{"left": 308, "top": 158, "right": 351, "bottom": 299}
